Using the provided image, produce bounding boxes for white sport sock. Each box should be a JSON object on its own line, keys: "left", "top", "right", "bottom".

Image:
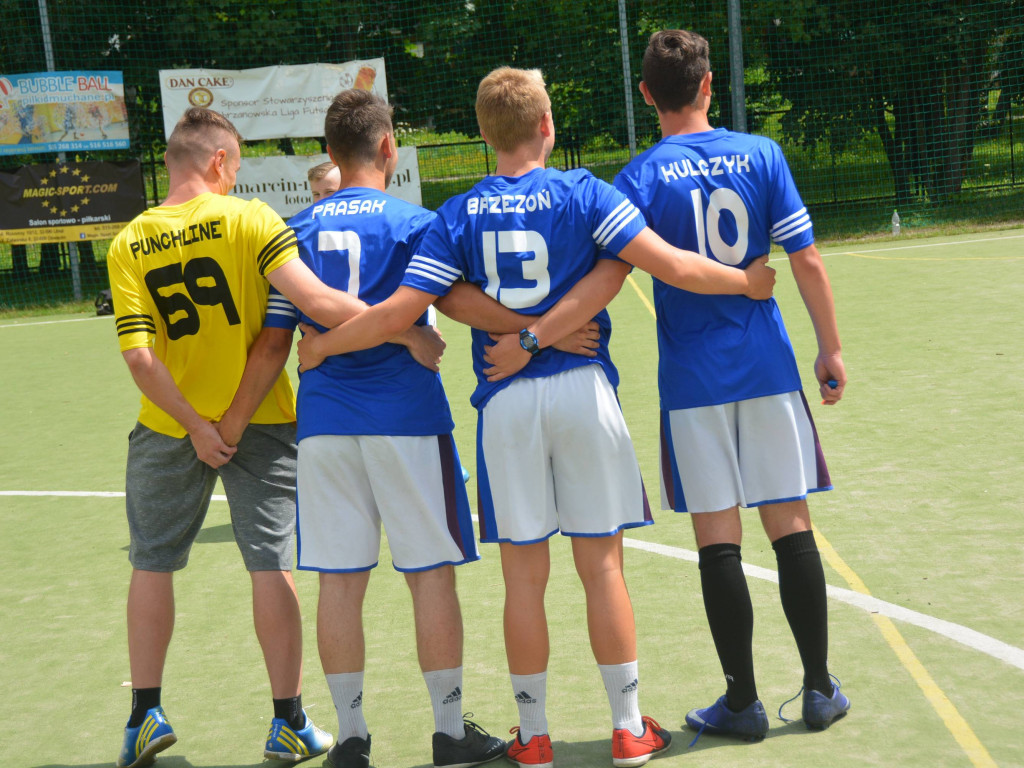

{"left": 326, "top": 671, "right": 369, "bottom": 741}
{"left": 424, "top": 667, "right": 466, "bottom": 739}
{"left": 598, "top": 661, "right": 643, "bottom": 736}
{"left": 510, "top": 671, "right": 548, "bottom": 741}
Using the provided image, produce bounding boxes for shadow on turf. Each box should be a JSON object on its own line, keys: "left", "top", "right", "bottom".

{"left": 35, "top": 760, "right": 296, "bottom": 768}
{"left": 35, "top": 723, "right": 827, "bottom": 768}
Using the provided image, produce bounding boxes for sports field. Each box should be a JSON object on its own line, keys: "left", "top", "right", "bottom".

{"left": 1, "top": 227, "right": 1022, "bottom": 768}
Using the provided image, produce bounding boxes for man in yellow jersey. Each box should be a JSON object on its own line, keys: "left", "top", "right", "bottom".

{"left": 106, "top": 107, "right": 443, "bottom": 768}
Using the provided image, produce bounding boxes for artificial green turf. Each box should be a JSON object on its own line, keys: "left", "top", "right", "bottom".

{"left": 1, "top": 228, "right": 1022, "bottom": 767}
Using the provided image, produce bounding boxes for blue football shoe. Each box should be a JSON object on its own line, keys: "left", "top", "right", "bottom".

{"left": 264, "top": 711, "right": 333, "bottom": 762}
{"left": 684, "top": 695, "right": 768, "bottom": 745}
{"left": 778, "top": 675, "right": 850, "bottom": 730}
{"left": 117, "top": 706, "right": 177, "bottom": 768}
{"left": 803, "top": 685, "right": 850, "bottom": 729}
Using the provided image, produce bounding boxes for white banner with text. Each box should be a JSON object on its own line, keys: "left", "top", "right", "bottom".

{"left": 158, "top": 60, "right": 386, "bottom": 141}
{"left": 232, "top": 149, "right": 422, "bottom": 219}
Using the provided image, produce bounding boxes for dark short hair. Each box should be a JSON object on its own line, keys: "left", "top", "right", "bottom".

{"left": 642, "top": 29, "right": 711, "bottom": 113}
{"left": 165, "top": 107, "right": 242, "bottom": 169}
{"left": 324, "top": 90, "right": 393, "bottom": 165}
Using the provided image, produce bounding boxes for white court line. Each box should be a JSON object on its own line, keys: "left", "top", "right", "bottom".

{"left": 823, "top": 232, "right": 1024, "bottom": 256}
{"left": 4, "top": 489, "right": 1021, "bottom": 673}
{"left": 625, "top": 537, "right": 1024, "bottom": 673}
{"left": 2, "top": 490, "right": 227, "bottom": 501}
{"left": 0, "top": 315, "right": 111, "bottom": 329}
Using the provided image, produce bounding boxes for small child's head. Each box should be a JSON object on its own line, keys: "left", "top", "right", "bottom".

{"left": 641, "top": 29, "right": 711, "bottom": 113}
{"left": 307, "top": 161, "right": 341, "bottom": 202}
{"left": 475, "top": 67, "right": 551, "bottom": 153}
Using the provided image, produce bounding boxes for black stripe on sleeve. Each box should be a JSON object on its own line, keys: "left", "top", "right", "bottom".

{"left": 258, "top": 232, "right": 298, "bottom": 276}
{"left": 256, "top": 227, "right": 296, "bottom": 274}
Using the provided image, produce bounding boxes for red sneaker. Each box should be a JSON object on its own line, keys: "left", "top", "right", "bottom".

{"left": 612, "top": 715, "right": 671, "bottom": 768}
{"left": 506, "top": 727, "right": 553, "bottom": 768}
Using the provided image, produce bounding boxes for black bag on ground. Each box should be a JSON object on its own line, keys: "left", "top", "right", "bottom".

{"left": 95, "top": 289, "right": 114, "bottom": 316}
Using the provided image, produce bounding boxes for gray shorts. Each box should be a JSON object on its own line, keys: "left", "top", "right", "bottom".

{"left": 125, "top": 421, "right": 297, "bottom": 572}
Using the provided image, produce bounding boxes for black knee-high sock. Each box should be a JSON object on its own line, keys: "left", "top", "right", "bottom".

{"left": 773, "top": 530, "right": 833, "bottom": 695}
{"left": 698, "top": 543, "right": 758, "bottom": 711}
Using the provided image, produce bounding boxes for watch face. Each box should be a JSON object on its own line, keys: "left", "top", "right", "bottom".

{"left": 519, "top": 329, "right": 540, "bottom": 355}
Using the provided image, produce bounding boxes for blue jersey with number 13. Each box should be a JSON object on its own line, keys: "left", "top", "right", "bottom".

{"left": 401, "top": 167, "right": 647, "bottom": 409}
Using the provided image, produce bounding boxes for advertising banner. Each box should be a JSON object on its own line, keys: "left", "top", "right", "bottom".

{"left": 232, "top": 148, "right": 422, "bottom": 218}
{"left": 0, "top": 70, "right": 130, "bottom": 156}
{"left": 0, "top": 160, "right": 146, "bottom": 245}
{"left": 159, "top": 60, "right": 386, "bottom": 141}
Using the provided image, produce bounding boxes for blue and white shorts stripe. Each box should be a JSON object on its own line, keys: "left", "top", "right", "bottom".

{"left": 660, "top": 390, "right": 831, "bottom": 514}
{"left": 296, "top": 433, "right": 478, "bottom": 572}
{"left": 476, "top": 364, "right": 652, "bottom": 544}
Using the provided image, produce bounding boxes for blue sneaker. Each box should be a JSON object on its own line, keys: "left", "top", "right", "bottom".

{"left": 778, "top": 675, "right": 850, "bottom": 730}
{"left": 264, "top": 712, "right": 333, "bottom": 762}
{"left": 684, "top": 696, "right": 768, "bottom": 745}
{"left": 803, "top": 685, "right": 850, "bottom": 729}
{"left": 117, "top": 706, "right": 177, "bottom": 768}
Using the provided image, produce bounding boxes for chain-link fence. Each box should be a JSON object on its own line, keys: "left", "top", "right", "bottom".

{"left": 2, "top": 0, "right": 1022, "bottom": 309}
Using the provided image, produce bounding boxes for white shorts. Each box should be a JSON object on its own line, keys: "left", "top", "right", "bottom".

{"left": 660, "top": 391, "right": 832, "bottom": 514}
{"left": 296, "top": 433, "right": 479, "bottom": 572}
{"left": 477, "top": 364, "right": 652, "bottom": 543}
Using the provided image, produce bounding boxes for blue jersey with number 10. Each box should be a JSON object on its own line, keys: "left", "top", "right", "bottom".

{"left": 287, "top": 187, "right": 455, "bottom": 440}
{"left": 401, "top": 167, "right": 647, "bottom": 409}
{"left": 614, "top": 128, "right": 812, "bottom": 410}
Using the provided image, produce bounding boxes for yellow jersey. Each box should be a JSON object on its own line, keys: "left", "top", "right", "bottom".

{"left": 107, "top": 192, "right": 297, "bottom": 437}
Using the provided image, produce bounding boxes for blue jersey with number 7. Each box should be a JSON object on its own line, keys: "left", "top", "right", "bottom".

{"left": 402, "top": 166, "right": 647, "bottom": 409}
{"left": 614, "top": 128, "right": 810, "bottom": 410}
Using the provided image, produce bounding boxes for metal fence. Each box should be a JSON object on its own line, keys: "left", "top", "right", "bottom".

{"left": 2, "top": 0, "right": 1022, "bottom": 308}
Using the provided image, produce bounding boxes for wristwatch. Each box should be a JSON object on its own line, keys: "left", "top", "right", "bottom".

{"left": 519, "top": 329, "right": 541, "bottom": 357}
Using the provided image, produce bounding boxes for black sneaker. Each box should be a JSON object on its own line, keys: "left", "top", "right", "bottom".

{"left": 326, "top": 734, "right": 371, "bottom": 768}
{"left": 432, "top": 716, "right": 504, "bottom": 768}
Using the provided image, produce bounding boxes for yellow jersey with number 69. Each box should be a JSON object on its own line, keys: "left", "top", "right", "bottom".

{"left": 107, "top": 192, "right": 298, "bottom": 437}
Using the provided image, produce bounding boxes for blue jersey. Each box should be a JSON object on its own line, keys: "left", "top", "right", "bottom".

{"left": 286, "top": 187, "right": 455, "bottom": 440}
{"left": 401, "top": 167, "right": 646, "bottom": 409}
{"left": 614, "top": 128, "right": 811, "bottom": 409}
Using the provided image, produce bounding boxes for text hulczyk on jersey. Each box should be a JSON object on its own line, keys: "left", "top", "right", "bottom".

{"left": 659, "top": 154, "right": 751, "bottom": 184}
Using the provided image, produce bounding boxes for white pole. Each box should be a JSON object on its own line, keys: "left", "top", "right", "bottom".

{"left": 618, "top": 0, "right": 637, "bottom": 159}
{"left": 38, "top": 0, "right": 82, "bottom": 301}
{"left": 727, "top": 0, "right": 747, "bottom": 133}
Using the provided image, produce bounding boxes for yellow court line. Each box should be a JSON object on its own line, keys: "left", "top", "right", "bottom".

{"left": 813, "top": 524, "right": 997, "bottom": 768}
{"left": 625, "top": 274, "right": 657, "bottom": 316}
{"left": 623, "top": 278, "right": 996, "bottom": 765}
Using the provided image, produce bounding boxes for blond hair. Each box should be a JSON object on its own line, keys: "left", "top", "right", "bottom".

{"left": 475, "top": 67, "right": 551, "bottom": 153}
{"left": 165, "top": 107, "right": 242, "bottom": 171}
{"left": 307, "top": 161, "right": 337, "bottom": 183}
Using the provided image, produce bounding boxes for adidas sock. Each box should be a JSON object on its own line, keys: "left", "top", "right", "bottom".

{"left": 273, "top": 695, "right": 305, "bottom": 731}
{"left": 326, "top": 671, "right": 369, "bottom": 741}
{"left": 423, "top": 667, "right": 466, "bottom": 740}
{"left": 598, "top": 660, "right": 643, "bottom": 736}
{"left": 773, "top": 530, "right": 833, "bottom": 696}
{"left": 510, "top": 671, "right": 548, "bottom": 742}
{"left": 128, "top": 687, "right": 161, "bottom": 728}
{"left": 698, "top": 543, "right": 759, "bottom": 712}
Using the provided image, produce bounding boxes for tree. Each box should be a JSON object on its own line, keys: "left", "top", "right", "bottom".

{"left": 762, "top": 0, "right": 1023, "bottom": 203}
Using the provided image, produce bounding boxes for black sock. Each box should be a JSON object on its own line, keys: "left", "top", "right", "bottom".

{"left": 128, "top": 687, "right": 161, "bottom": 728}
{"left": 773, "top": 530, "right": 833, "bottom": 695}
{"left": 698, "top": 543, "right": 758, "bottom": 711}
{"left": 274, "top": 695, "right": 305, "bottom": 730}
